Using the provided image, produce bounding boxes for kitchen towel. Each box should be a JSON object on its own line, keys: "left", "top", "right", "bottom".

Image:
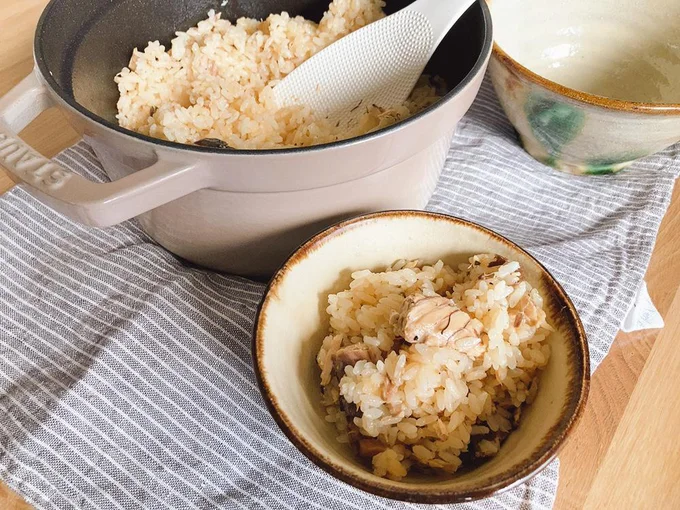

{"left": 1, "top": 79, "right": 678, "bottom": 510}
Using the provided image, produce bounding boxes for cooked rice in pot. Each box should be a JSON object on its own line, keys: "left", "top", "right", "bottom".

{"left": 115, "top": 0, "right": 443, "bottom": 149}
{"left": 316, "top": 254, "right": 552, "bottom": 480}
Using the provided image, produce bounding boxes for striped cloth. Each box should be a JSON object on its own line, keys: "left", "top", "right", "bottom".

{"left": 0, "top": 79, "right": 678, "bottom": 510}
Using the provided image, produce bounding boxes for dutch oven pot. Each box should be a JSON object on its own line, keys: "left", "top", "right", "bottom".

{"left": 0, "top": 0, "right": 492, "bottom": 277}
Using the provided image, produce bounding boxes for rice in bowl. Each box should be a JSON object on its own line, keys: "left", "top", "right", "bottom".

{"left": 115, "top": 0, "right": 443, "bottom": 149}
{"left": 316, "top": 254, "right": 552, "bottom": 480}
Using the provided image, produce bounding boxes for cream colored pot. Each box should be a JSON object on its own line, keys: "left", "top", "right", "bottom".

{"left": 0, "top": 0, "right": 492, "bottom": 277}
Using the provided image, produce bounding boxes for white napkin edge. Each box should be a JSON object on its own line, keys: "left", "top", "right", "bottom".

{"left": 621, "top": 280, "right": 664, "bottom": 333}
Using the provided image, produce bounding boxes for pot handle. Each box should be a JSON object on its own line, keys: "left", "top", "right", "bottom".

{"left": 0, "top": 70, "right": 211, "bottom": 227}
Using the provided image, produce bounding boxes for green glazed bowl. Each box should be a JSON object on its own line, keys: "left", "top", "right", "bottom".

{"left": 487, "top": 0, "right": 680, "bottom": 175}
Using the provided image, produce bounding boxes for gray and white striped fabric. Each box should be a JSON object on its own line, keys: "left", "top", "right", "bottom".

{"left": 1, "top": 78, "right": 678, "bottom": 510}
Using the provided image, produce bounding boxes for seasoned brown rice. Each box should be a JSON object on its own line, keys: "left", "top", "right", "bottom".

{"left": 115, "top": 0, "right": 442, "bottom": 149}
{"left": 316, "top": 254, "right": 552, "bottom": 480}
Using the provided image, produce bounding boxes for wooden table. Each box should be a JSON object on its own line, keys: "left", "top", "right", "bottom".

{"left": 1, "top": 1, "right": 679, "bottom": 508}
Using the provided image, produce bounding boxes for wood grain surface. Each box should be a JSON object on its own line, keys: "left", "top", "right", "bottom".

{"left": 0, "top": 1, "right": 678, "bottom": 508}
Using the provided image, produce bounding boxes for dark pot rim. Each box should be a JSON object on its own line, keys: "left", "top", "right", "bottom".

{"left": 33, "top": 0, "right": 493, "bottom": 155}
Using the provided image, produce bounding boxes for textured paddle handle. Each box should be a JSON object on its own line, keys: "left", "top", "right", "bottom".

{"left": 408, "top": 0, "right": 478, "bottom": 52}
{"left": 0, "top": 70, "right": 210, "bottom": 227}
{"left": 274, "top": 10, "right": 434, "bottom": 122}
{"left": 273, "top": 0, "right": 477, "bottom": 122}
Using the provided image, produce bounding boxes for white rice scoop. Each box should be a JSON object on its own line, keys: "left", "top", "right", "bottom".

{"left": 273, "top": 0, "right": 477, "bottom": 125}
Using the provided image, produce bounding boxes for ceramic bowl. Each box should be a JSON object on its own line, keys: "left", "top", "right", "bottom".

{"left": 487, "top": 0, "right": 680, "bottom": 175}
{"left": 254, "top": 211, "right": 589, "bottom": 503}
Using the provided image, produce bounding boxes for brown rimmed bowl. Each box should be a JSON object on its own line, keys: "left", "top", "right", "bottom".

{"left": 253, "top": 210, "right": 589, "bottom": 503}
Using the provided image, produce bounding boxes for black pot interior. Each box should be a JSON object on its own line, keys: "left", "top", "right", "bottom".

{"left": 36, "top": 0, "right": 488, "bottom": 132}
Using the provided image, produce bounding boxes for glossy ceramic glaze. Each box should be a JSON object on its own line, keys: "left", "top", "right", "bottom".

{"left": 254, "top": 211, "right": 589, "bottom": 502}
{"left": 487, "top": 0, "right": 680, "bottom": 175}
{"left": 0, "top": 0, "right": 492, "bottom": 277}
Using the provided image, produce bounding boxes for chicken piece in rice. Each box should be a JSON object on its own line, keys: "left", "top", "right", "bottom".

{"left": 391, "top": 294, "right": 483, "bottom": 346}
{"left": 317, "top": 255, "right": 552, "bottom": 480}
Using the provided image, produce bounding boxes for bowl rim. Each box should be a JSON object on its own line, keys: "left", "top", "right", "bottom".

{"left": 492, "top": 42, "right": 680, "bottom": 115}
{"left": 253, "top": 210, "right": 590, "bottom": 503}
{"left": 33, "top": 0, "right": 493, "bottom": 155}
